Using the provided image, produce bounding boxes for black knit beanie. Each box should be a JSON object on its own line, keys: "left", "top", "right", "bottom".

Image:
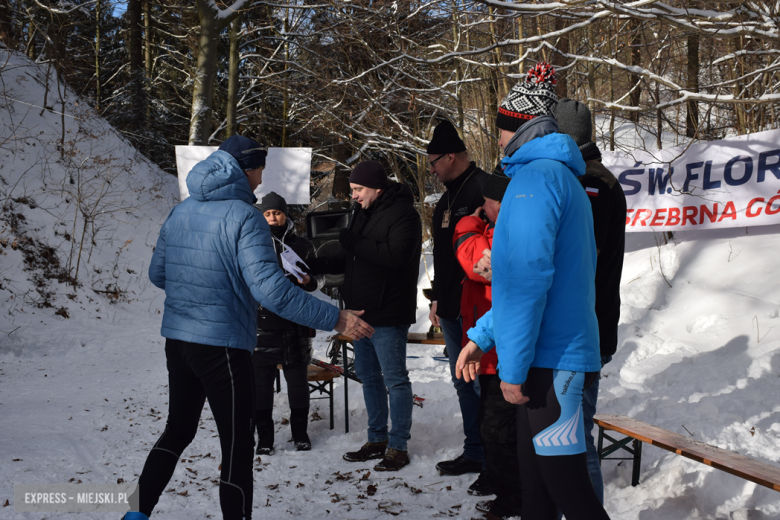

{"left": 259, "top": 191, "right": 288, "bottom": 215}
{"left": 497, "top": 62, "right": 559, "bottom": 133}
{"left": 349, "top": 160, "right": 389, "bottom": 189}
{"left": 482, "top": 162, "right": 511, "bottom": 202}
{"left": 426, "top": 120, "right": 467, "bottom": 155}
{"left": 218, "top": 135, "right": 267, "bottom": 170}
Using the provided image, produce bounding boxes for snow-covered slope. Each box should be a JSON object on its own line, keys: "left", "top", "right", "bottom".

{"left": 1, "top": 49, "right": 779, "bottom": 519}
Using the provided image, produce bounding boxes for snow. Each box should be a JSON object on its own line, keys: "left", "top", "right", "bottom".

{"left": 2, "top": 49, "right": 780, "bottom": 519}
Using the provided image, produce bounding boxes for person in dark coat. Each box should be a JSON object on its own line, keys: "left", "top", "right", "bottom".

{"left": 552, "top": 98, "right": 626, "bottom": 505}
{"left": 308, "top": 160, "right": 422, "bottom": 472}
{"left": 426, "top": 120, "right": 489, "bottom": 479}
{"left": 253, "top": 192, "right": 320, "bottom": 454}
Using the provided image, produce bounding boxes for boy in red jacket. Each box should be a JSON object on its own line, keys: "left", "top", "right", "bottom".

{"left": 452, "top": 165, "right": 520, "bottom": 519}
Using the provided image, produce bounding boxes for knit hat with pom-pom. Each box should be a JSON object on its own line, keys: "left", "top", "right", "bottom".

{"left": 497, "top": 62, "right": 558, "bottom": 132}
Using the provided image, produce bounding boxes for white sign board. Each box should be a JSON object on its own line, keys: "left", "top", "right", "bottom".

{"left": 602, "top": 128, "right": 780, "bottom": 231}
{"left": 174, "top": 146, "right": 312, "bottom": 204}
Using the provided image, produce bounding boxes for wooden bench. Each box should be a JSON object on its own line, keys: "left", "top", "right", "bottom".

{"left": 274, "top": 364, "right": 339, "bottom": 430}
{"left": 595, "top": 414, "right": 780, "bottom": 492}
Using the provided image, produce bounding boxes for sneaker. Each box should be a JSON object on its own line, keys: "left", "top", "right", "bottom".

{"left": 373, "top": 448, "right": 410, "bottom": 472}
{"left": 122, "top": 513, "right": 150, "bottom": 520}
{"left": 467, "top": 472, "right": 495, "bottom": 496}
{"left": 343, "top": 440, "right": 388, "bottom": 462}
{"left": 436, "top": 454, "right": 482, "bottom": 476}
{"left": 475, "top": 500, "right": 493, "bottom": 514}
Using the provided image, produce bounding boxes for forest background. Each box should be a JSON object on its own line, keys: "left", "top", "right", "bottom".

{"left": 1, "top": 0, "right": 778, "bottom": 239}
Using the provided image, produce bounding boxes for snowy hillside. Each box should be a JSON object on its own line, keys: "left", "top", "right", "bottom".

{"left": 2, "top": 48, "right": 780, "bottom": 520}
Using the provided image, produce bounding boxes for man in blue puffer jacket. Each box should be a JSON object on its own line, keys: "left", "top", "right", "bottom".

{"left": 456, "top": 112, "right": 610, "bottom": 519}
{"left": 123, "top": 136, "right": 373, "bottom": 520}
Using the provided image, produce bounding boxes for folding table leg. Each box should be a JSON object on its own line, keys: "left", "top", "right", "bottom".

{"left": 342, "top": 340, "right": 349, "bottom": 433}
{"left": 329, "top": 379, "right": 334, "bottom": 430}
{"left": 631, "top": 439, "right": 642, "bottom": 486}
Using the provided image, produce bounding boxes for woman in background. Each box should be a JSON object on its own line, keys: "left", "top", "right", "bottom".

{"left": 253, "top": 192, "right": 319, "bottom": 454}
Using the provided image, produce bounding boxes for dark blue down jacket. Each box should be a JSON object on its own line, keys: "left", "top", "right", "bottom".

{"left": 149, "top": 150, "right": 339, "bottom": 352}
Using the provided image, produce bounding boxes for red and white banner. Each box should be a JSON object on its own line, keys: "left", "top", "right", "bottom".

{"left": 602, "top": 128, "right": 780, "bottom": 231}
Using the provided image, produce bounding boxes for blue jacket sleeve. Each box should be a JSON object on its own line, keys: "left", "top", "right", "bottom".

{"left": 467, "top": 309, "right": 495, "bottom": 352}
{"left": 148, "top": 225, "right": 167, "bottom": 290}
{"left": 237, "top": 210, "right": 339, "bottom": 331}
{"left": 491, "top": 166, "right": 562, "bottom": 385}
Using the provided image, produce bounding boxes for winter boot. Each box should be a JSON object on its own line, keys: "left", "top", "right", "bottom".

{"left": 343, "top": 440, "right": 388, "bottom": 462}
{"left": 467, "top": 472, "right": 495, "bottom": 496}
{"left": 255, "top": 409, "right": 274, "bottom": 456}
{"left": 373, "top": 448, "right": 410, "bottom": 472}
{"left": 290, "top": 407, "right": 311, "bottom": 451}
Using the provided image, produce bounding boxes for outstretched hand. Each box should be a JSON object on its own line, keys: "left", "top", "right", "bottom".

{"left": 335, "top": 309, "right": 375, "bottom": 339}
{"left": 455, "top": 340, "right": 484, "bottom": 383}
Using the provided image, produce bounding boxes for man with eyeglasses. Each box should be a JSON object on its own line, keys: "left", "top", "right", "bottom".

{"left": 426, "top": 120, "right": 490, "bottom": 486}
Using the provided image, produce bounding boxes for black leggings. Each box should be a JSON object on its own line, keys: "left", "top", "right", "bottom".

{"left": 137, "top": 339, "right": 255, "bottom": 520}
{"left": 516, "top": 367, "right": 609, "bottom": 520}
{"left": 252, "top": 357, "right": 309, "bottom": 412}
{"left": 479, "top": 374, "right": 522, "bottom": 516}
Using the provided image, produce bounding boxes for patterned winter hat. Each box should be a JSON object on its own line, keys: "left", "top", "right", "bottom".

{"left": 497, "top": 62, "right": 558, "bottom": 133}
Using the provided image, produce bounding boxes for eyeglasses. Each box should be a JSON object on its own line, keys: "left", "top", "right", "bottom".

{"left": 429, "top": 154, "right": 448, "bottom": 168}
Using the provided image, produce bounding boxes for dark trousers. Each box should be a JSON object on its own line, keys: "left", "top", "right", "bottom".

{"left": 252, "top": 359, "right": 310, "bottom": 411}
{"left": 137, "top": 339, "right": 255, "bottom": 520}
{"left": 479, "top": 374, "right": 522, "bottom": 517}
{"left": 516, "top": 367, "right": 608, "bottom": 520}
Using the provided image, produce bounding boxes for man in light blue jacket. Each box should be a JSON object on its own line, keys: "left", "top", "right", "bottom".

{"left": 123, "top": 136, "right": 373, "bottom": 520}
{"left": 456, "top": 109, "right": 610, "bottom": 519}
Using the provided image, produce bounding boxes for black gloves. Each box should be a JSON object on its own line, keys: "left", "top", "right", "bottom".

{"left": 338, "top": 228, "right": 360, "bottom": 251}
{"left": 303, "top": 257, "right": 326, "bottom": 275}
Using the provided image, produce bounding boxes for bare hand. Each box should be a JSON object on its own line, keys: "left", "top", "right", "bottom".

{"left": 335, "top": 310, "right": 375, "bottom": 339}
{"left": 473, "top": 249, "right": 492, "bottom": 281}
{"left": 455, "top": 340, "right": 484, "bottom": 383}
{"left": 429, "top": 301, "right": 440, "bottom": 328}
{"left": 471, "top": 206, "right": 484, "bottom": 218}
{"left": 500, "top": 381, "right": 529, "bottom": 405}
{"left": 300, "top": 274, "right": 311, "bottom": 285}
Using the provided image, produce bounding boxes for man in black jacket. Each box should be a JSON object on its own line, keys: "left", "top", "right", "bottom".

{"left": 426, "top": 120, "right": 489, "bottom": 478}
{"left": 552, "top": 98, "right": 626, "bottom": 505}
{"left": 310, "top": 160, "right": 422, "bottom": 471}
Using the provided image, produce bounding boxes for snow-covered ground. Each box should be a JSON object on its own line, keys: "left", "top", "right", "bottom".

{"left": 2, "top": 49, "right": 780, "bottom": 519}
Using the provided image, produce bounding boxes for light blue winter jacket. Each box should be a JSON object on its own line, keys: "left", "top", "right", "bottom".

{"left": 149, "top": 150, "right": 339, "bottom": 352}
{"left": 467, "top": 116, "right": 601, "bottom": 384}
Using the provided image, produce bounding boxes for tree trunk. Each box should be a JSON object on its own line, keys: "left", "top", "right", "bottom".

{"left": 0, "top": 0, "right": 13, "bottom": 48}
{"left": 226, "top": 14, "right": 242, "bottom": 138}
{"left": 629, "top": 19, "right": 641, "bottom": 122}
{"left": 144, "top": 0, "right": 152, "bottom": 78}
{"left": 95, "top": 0, "right": 101, "bottom": 110}
{"left": 686, "top": 32, "right": 699, "bottom": 138}
{"left": 189, "top": 0, "right": 242, "bottom": 145}
{"left": 587, "top": 23, "right": 596, "bottom": 142}
{"left": 128, "top": 0, "right": 145, "bottom": 132}
{"left": 553, "top": 16, "right": 568, "bottom": 98}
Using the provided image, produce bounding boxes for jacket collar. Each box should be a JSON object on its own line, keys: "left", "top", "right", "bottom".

{"left": 503, "top": 116, "right": 559, "bottom": 159}
{"left": 443, "top": 161, "right": 477, "bottom": 191}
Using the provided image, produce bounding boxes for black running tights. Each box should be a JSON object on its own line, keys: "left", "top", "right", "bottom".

{"left": 137, "top": 339, "right": 255, "bottom": 520}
